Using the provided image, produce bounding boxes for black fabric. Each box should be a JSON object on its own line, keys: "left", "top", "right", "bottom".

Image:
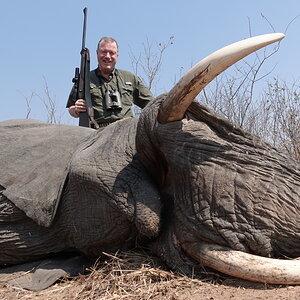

{"left": 0, "top": 119, "right": 93, "bottom": 227}
{"left": 0, "top": 255, "right": 93, "bottom": 291}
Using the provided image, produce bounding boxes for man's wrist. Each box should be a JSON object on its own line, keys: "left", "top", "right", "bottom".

{"left": 69, "top": 106, "right": 79, "bottom": 118}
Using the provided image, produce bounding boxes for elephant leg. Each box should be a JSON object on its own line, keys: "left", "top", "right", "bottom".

{"left": 0, "top": 194, "right": 67, "bottom": 266}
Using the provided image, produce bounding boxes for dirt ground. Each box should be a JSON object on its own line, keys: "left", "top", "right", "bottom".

{"left": 0, "top": 251, "right": 299, "bottom": 300}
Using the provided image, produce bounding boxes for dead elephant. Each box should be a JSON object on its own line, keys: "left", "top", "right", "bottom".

{"left": 1, "top": 33, "right": 300, "bottom": 287}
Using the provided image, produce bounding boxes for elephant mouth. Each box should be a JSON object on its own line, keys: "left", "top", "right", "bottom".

{"left": 154, "top": 33, "right": 300, "bottom": 285}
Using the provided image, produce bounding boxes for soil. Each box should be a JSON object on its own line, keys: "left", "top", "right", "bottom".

{"left": 0, "top": 251, "right": 299, "bottom": 300}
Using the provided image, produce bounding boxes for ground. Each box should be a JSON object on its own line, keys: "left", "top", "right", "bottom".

{"left": 0, "top": 251, "right": 299, "bottom": 299}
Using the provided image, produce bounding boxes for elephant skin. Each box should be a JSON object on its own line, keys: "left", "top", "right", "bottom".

{"left": 0, "top": 33, "right": 299, "bottom": 286}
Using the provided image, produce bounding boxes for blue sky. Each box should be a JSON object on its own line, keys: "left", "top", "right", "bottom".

{"left": 1, "top": 0, "right": 299, "bottom": 124}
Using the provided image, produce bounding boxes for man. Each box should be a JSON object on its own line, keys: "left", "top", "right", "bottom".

{"left": 66, "top": 37, "right": 154, "bottom": 128}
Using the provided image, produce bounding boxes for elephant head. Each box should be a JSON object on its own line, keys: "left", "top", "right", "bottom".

{"left": 135, "top": 33, "right": 300, "bottom": 284}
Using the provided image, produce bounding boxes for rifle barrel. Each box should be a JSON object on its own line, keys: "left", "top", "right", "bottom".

{"left": 82, "top": 7, "right": 88, "bottom": 50}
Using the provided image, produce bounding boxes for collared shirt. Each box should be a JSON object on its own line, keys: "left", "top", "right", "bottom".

{"left": 67, "top": 68, "right": 153, "bottom": 124}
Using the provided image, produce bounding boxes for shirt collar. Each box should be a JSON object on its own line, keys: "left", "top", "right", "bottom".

{"left": 96, "top": 68, "right": 117, "bottom": 82}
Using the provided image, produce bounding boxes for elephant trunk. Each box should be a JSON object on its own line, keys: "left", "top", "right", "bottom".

{"left": 158, "top": 33, "right": 285, "bottom": 124}
{"left": 182, "top": 242, "right": 300, "bottom": 285}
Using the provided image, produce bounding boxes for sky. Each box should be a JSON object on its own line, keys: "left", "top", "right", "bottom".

{"left": 1, "top": 0, "right": 299, "bottom": 124}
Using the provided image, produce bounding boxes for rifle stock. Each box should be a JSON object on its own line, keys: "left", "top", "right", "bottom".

{"left": 78, "top": 47, "right": 91, "bottom": 127}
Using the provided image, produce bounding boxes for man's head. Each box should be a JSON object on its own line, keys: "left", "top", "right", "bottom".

{"left": 97, "top": 37, "right": 119, "bottom": 77}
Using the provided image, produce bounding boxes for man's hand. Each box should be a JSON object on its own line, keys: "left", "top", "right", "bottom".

{"left": 68, "top": 99, "right": 87, "bottom": 118}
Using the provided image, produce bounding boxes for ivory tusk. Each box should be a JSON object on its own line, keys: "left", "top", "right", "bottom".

{"left": 158, "top": 33, "right": 285, "bottom": 123}
{"left": 182, "top": 242, "right": 300, "bottom": 285}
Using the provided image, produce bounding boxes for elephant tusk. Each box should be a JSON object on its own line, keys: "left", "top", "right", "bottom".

{"left": 182, "top": 242, "right": 300, "bottom": 285}
{"left": 158, "top": 33, "right": 285, "bottom": 124}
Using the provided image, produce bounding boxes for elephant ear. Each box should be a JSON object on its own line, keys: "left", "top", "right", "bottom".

{"left": 69, "top": 118, "right": 162, "bottom": 238}
{"left": 0, "top": 119, "right": 92, "bottom": 227}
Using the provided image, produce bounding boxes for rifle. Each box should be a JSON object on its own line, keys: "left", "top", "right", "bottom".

{"left": 72, "top": 7, "right": 98, "bottom": 128}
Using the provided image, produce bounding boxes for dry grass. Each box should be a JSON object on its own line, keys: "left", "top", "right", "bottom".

{"left": 1, "top": 250, "right": 300, "bottom": 300}
{"left": 0, "top": 250, "right": 209, "bottom": 300}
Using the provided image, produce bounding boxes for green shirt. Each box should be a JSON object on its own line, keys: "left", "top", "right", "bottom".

{"left": 67, "top": 68, "right": 153, "bottom": 124}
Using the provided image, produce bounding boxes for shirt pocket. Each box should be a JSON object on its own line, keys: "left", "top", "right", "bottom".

{"left": 120, "top": 84, "right": 134, "bottom": 106}
{"left": 122, "top": 84, "right": 133, "bottom": 95}
{"left": 90, "top": 84, "right": 103, "bottom": 108}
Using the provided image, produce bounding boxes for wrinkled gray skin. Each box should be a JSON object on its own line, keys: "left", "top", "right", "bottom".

{"left": 138, "top": 97, "right": 300, "bottom": 272}
{"left": 0, "top": 117, "right": 161, "bottom": 265}
{"left": 0, "top": 95, "right": 300, "bottom": 276}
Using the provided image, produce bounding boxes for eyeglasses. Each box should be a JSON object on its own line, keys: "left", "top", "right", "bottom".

{"left": 99, "top": 50, "right": 118, "bottom": 57}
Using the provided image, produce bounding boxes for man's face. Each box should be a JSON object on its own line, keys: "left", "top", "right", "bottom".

{"left": 97, "top": 41, "right": 119, "bottom": 75}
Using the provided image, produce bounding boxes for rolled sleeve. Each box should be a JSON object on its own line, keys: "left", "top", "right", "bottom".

{"left": 133, "top": 77, "right": 154, "bottom": 108}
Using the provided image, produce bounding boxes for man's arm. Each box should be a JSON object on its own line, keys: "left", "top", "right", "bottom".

{"left": 133, "top": 76, "right": 154, "bottom": 108}
{"left": 66, "top": 86, "right": 87, "bottom": 118}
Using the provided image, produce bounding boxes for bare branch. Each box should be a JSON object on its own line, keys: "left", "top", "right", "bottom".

{"left": 18, "top": 91, "right": 35, "bottom": 119}
{"left": 261, "top": 13, "right": 276, "bottom": 32}
{"left": 129, "top": 36, "right": 174, "bottom": 92}
{"left": 284, "top": 14, "right": 300, "bottom": 34}
{"left": 34, "top": 76, "right": 57, "bottom": 124}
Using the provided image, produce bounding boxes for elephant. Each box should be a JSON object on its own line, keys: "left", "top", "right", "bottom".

{"left": 1, "top": 32, "right": 300, "bottom": 287}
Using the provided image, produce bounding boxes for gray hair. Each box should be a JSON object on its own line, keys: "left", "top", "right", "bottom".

{"left": 97, "top": 37, "right": 119, "bottom": 51}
